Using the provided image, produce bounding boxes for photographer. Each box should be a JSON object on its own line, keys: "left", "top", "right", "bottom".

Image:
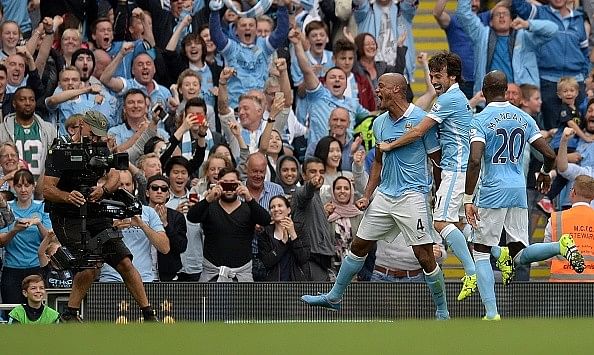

{"left": 42, "top": 110, "right": 157, "bottom": 322}
{"left": 187, "top": 167, "right": 271, "bottom": 282}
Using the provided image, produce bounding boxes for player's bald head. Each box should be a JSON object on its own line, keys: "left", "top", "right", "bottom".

{"left": 380, "top": 73, "right": 407, "bottom": 91}
{"left": 482, "top": 71, "right": 508, "bottom": 102}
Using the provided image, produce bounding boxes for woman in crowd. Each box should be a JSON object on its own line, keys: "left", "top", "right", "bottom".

{"left": 190, "top": 153, "right": 232, "bottom": 198}
{"left": 165, "top": 21, "right": 221, "bottom": 109}
{"left": 0, "top": 142, "right": 28, "bottom": 193}
{"left": 327, "top": 176, "right": 363, "bottom": 268}
{"left": 59, "top": 28, "right": 82, "bottom": 69}
{"left": 168, "top": 70, "right": 216, "bottom": 130}
{"left": 313, "top": 136, "right": 367, "bottom": 203}
{"left": 258, "top": 195, "right": 310, "bottom": 281}
{"left": 275, "top": 155, "right": 301, "bottom": 197}
{"left": 0, "top": 169, "right": 51, "bottom": 303}
{"left": 259, "top": 129, "right": 284, "bottom": 182}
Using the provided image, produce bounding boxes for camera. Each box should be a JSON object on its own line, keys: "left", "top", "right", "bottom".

{"left": 220, "top": 182, "right": 238, "bottom": 192}
{"left": 48, "top": 137, "right": 128, "bottom": 175}
{"left": 46, "top": 138, "right": 143, "bottom": 269}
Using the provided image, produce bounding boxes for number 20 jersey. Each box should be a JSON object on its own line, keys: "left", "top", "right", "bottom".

{"left": 470, "top": 101, "right": 542, "bottom": 209}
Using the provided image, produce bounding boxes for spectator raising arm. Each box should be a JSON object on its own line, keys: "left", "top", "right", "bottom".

{"left": 289, "top": 28, "right": 320, "bottom": 91}
{"left": 100, "top": 42, "right": 134, "bottom": 93}
{"left": 433, "top": 0, "right": 452, "bottom": 28}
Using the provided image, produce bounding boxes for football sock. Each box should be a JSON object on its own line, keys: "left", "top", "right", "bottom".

{"left": 326, "top": 251, "right": 366, "bottom": 303}
{"left": 441, "top": 224, "right": 475, "bottom": 275}
{"left": 517, "top": 243, "right": 559, "bottom": 265}
{"left": 474, "top": 251, "right": 498, "bottom": 318}
{"left": 424, "top": 265, "right": 448, "bottom": 312}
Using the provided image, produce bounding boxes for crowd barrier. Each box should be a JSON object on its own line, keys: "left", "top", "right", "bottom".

{"left": 59, "top": 282, "right": 594, "bottom": 323}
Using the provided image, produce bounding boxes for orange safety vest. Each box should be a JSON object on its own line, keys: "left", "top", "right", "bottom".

{"left": 550, "top": 204, "right": 594, "bottom": 282}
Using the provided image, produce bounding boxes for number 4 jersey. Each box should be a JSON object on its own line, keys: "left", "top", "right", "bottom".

{"left": 470, "top": 101, "right": 541, "bottom": 209}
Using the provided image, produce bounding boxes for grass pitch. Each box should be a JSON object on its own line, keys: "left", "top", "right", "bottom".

{"left": 4, "top": 318, "right": 593, "bottom": 354}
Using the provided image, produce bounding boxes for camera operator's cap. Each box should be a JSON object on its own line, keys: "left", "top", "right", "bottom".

{"left": 83, "top": 110, "right": 108, "bottom": 137}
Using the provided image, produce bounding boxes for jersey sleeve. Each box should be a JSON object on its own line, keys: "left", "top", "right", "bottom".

{"left": 427, "top": 96, "right": 451, "bottom": 124}
{"left": 423, "top": 125, "right": 441, "bottom": 154}
{"left": 470, "top": 118, "right": 486, "bottom": 144}
{"left": 526, "top": 114, "right": 543, "bottom": 143}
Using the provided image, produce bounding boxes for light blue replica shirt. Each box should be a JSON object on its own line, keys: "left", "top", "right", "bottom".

{"left": 108, "top": 122, "right": 170, "bottom": 146}
{"left": 373, "top": 104, "right": 440, "bottom": 198}
{"left": 117, "top": 78, "right": 172, "bottom": 109}
{"left": 46, "top": 87, "right": 120, "bottom": 135}
{"left": 305, "top": 84, "right": 370, "bottom": 154}
{"left": 106, "top": 40, "right": 148, "bottom": 79}
{"left": 291, "top": 49, "right": 334, "bottom": 125}
{"left": 1, "top": 201, "right": 51, "bottom": 269}
{"left": 427, "top": 83, "right": 473, "bottom": 172}
{"left": 221, "top": 37, "right": 275, "bottom": 108}
{"left": 470, "top": 101, "right": 542, "bottom": 208}
{"left": 99, "top": 206, "right": 165, "bottom": 282}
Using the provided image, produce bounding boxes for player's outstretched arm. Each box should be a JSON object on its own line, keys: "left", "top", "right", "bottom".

{"left": 377, "top": 116, "right": 437, "bottom": 152}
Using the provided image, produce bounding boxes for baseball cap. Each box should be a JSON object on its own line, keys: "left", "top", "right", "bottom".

{"left": 83, "top": 110, "right": 108, "bottom": 137}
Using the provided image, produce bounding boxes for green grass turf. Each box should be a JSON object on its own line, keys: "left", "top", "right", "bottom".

{"left": 4, "top": 319, "right": 593, "bottom": 354}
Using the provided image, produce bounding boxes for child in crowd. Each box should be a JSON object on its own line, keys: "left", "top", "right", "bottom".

{"left": 539, "top": 77, "right": 593, "bottom": 213}
{"left": 8, "top": 274, "right": 60, "bottom": 324}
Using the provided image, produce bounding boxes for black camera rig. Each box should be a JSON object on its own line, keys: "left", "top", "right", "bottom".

{"left": 47, "top": 137, "right": 143, "bottom": 270}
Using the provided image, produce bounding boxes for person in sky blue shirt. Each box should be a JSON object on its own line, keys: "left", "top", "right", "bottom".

{"left": 378, "top": 51, "right": 477, "bottom": 302}
{"left": 0, "top": 169, "right": 51, "bottom": 304}
{"left": 464, "top": 70, "right": 585, "bottom": 320}
{"left": 289, "top": 28, "right": 370, "bottom": 156}
{"left": 302, "top": 73, "right": 450, "bottom": 320}
{"left": 100, "top": 170, "right": 169, "bottom": 282}
{"left": 291, "top": 20, "right": 334, "bottom": 125}
{"left": 91, "top": 17, "right": 148, "bottom": 79}
{"left": 100, "top": 45, "right": 172, "bottom": 112}
{"left": 209, "top": 0, "right": 290, "bottom": 108}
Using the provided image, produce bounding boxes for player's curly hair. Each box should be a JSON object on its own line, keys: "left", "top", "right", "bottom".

{"left": 428, "top": 51, "right": 463, "bottom": 83}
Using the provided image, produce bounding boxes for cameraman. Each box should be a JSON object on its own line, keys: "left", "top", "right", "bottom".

{"left": 42, "top": 111, "right": 157, "bottom": 322}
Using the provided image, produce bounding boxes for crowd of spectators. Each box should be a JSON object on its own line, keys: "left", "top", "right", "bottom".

{"left": 0, "top": 0, "right": 592, "bottom": 312}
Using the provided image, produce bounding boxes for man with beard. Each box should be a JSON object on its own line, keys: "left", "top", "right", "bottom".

{"left": 187, "top": 167, "right": 271, "bottom": 282}
{"left": 45, "top": 67, "right": 116, "bottom": 135}
{"left": 289, "top": 28, "right": 370, "bottom": 156}
{"left": 301, "top": 73, "right": 449, "bottom": 319}
{"left": 0, "top": 87, "right": 55, "bottom": 195}
{"left": 100, "top": 44, "right": 171, "bottom": 110}
{"left": 377, "top": 52, "right": 477, "bottom": 302}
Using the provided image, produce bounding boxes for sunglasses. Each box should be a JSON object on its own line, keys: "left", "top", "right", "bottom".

{"left": 149, "top": 185, "right": 169, "bottom": 192}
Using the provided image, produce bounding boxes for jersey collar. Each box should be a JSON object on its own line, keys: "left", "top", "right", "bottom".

{"left": 485, "top": 101, "right": 512, "bottom": 108}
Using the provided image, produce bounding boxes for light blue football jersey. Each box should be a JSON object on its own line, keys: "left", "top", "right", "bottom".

{"left": 373, "top": 104, "right": 440, "bottom": 198}
{"left": 470, "top": 101, "right": 542, "bottom": 208}
{"left": 427, "top": 83, "right": 473, "bottom": 172}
